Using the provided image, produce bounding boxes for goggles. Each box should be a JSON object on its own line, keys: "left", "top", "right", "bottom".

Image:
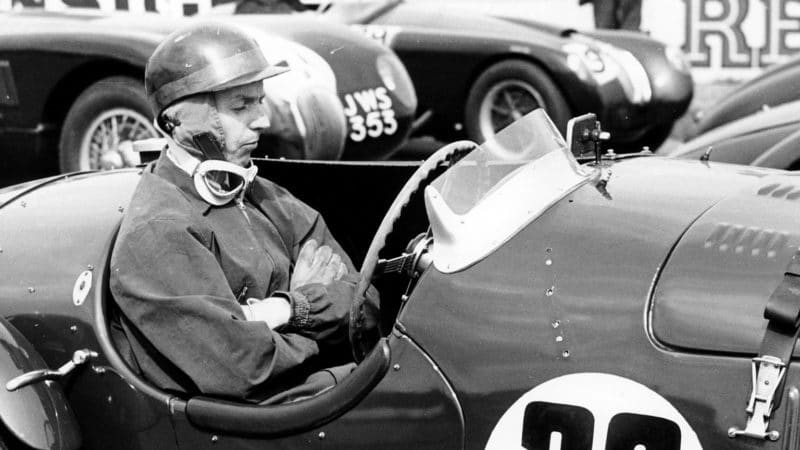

{"left": 193, "top": 159, "right": 258, "bottom": 206}
{"left": 166, "top": 144, "right": 258, "bottom": 206}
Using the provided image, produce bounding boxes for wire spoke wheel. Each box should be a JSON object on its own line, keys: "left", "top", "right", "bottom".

{"left": 480, "top": 79, "right": 545, "bottom": 140}
{"left": 60, "top": 76, "right": 157, "bottom": 173}
{"left": 465, "top": 60, "right": 571, "bottom": 160}
{"left": 81, "top": 108, "right": 157, "bottom": 170}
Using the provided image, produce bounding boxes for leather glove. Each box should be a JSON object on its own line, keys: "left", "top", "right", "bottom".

{"left": 291, "top": 239, "right": 347, "bottom": 290}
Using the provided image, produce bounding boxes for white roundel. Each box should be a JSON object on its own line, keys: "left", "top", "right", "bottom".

{"left": 486, "top": 373, "right": 702, "bottom": 450}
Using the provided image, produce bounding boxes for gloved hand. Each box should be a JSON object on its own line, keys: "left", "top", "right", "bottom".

{"left": 287, "top": 274, "right": 360, "bottom": 345}
{"left": 290, "top": 239, "right": 347, "bottom": 290}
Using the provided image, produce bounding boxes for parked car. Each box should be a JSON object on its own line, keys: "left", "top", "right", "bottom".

{"left": 687, "top": 53, "right": 800, "bottom": 139}
{"left": 224, "top": 0, "right": 694, "bottom": 151}
{"left": 1, "top": 110, "right": 799, "bottom": 449}
{"left": 664, "top": 99, "right": 800, "bottom": 169}
{"left": 0, "top": 9, "right": 416, "bottom": 185}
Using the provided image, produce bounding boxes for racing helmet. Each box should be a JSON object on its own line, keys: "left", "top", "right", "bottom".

{"left": 145, "top": 21, "right": 289, "bottom": 118}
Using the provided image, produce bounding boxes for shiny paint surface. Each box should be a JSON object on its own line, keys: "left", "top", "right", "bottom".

{"left": 0, "top": 10, "right": 415, "bottom": 185}
{"left": 688, "top": 53, "right": 800, "bottom": 140}
{"left": 170, "top": 331, "right": 464, "bottom": 449}
{"left": 665, "top": 99, "right": 800, "bottom": 169}
{"left": 2, "top": 154, "right": 799, "bottom": 448}
{"left": 586, "top": 28, "right": 694, "bottom": 138}
{"left": 358, "top": 4, "right": 692, "bottom": 149}
{"left": 0, "top": 316, "right": 81, "bottom": 450}
{"left": 0, "top": 170, "right": 179, "bottom": 449}
{"left": 654, "top": 175, "right": 800, "bottom": 355}
{"left": 400, "top": 157, "right": 795, "bottom": 448}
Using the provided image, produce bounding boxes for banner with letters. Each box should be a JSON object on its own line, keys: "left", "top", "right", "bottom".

{"left": 650, "top": 0, "right": 800, "bottom": 81}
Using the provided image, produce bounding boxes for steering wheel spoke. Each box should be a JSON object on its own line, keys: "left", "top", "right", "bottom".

{"left": 349, "top": 141, "right": 478, "bottom": 362}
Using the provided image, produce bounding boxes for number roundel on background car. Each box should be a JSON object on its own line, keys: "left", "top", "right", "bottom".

{"left": 486, "top": 373, "right": 702, "bottom": 450}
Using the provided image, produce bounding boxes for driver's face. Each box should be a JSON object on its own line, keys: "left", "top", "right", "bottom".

{"left": 215, "top": 81, "right": 270, "bottom": 167}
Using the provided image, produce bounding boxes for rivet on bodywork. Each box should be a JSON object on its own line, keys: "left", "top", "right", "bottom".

{"left": 318, "top": 432, "right": 326, "bottom": 440}
{"left": 27, "top": 287, "right": 35, "bottom": 294}
{"left": 211, "top": 435, "right": 219, "bottom": 444}
{"left": 556, "top": 336, "right": 563, "bottom": 342}
{"left": 546, "top": 287, "right": 554, "bottom": 297}
{"left": 87, "top": 264, "right": 94, "bottom": 271}
{"left": 393, "top": 364, "right": 400, "bottom": 371}
{"left": 562, "top": 350, "right": 570, "bottom": 358}
{"left": 546, "top": 248, "right": 552, "bottom": 254}
{"left": 118, "top": 206, "right": 124, "bottom": 213}
{"left": 552, "top": 320, "right": 560, "bottom": 328}
{"left": 545, "top": 259, "right": 552, "bottom": 266}
{"left": 70, "top": 325, "right": 77, "bottom": 333}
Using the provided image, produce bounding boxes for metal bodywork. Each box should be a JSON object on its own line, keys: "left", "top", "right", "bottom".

{"left": 2, "top": 138, "right": 800, "bottom": 447}
{"left": 332, "top": 1, "right": 693, "bottom": 150}
{"left": 0, "top": 10, "right": 416, "bottom": 185}
{"left": 687, "top": 54, "right": 800, "bottom": 139}
{"left": 664, "top": 100, "right": 800, "bottom": 170}
{"left": 0, "top": 316, "right": 81, "bottom": 450}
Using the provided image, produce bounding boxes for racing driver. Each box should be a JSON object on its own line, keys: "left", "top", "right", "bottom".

{"left": 110, "top": 21, "right": 378, "bottom": 404}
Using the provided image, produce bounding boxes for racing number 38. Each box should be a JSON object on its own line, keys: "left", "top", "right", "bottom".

{"left": 343, "top": 86, "right": 397, "bottom": 142}
{"left": 522, "top": 402, "right": 681, "bottom": 450}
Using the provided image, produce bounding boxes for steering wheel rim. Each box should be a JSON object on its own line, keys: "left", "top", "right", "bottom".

{"left": 349, "top": 140, "right": 478, "bottom": 362}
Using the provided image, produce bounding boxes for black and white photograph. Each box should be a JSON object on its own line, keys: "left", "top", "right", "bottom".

{"left": 0, "top": 0, "right": 798, "bottom": 448}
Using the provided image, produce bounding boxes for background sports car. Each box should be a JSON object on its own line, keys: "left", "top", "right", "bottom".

{"left": 225, "top": 0, "right": 694, "bottom": 152}
{"left": 665, "top": 100, "right": 800, "bottom": 170}
{"left": 2, "top": 111, "right": 800, "bottom": 449}
{"left": 686, "top": 53, "right": 800, "bottom": 140}
{"left": 0, "top": 9, "right": 416, "bottom": 186}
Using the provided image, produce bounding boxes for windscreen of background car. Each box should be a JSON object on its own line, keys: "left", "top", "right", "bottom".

{"left": 424, "top": 109, "right": 593, "bottom": 273}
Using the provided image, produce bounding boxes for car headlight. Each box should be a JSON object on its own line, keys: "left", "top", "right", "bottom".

{"left": 665, "top": 45, "right": 691, "bottom": 73}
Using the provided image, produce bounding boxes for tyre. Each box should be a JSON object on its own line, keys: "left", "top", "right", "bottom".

{"left": 59, "top": 76, "right": 158, "bottom": 173}
{"left": 464, "top": 60, "right": 571, "bottom": 155}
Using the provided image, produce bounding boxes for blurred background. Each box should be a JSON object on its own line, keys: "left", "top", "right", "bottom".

{"left": 1, "top": 0, "right": 798, "bottom": 184}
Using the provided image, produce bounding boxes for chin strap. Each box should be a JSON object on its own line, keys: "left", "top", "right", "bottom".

{"left": 166, "top": 140, "right": 258, "bottom": 206}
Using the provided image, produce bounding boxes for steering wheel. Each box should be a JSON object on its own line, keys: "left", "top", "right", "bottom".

{"left": 349, "top": 140, "right": 478, "bottom": 362}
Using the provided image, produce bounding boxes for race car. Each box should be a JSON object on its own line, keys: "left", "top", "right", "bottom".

{"left": 664, "top": 99, "right": 800, "bottom": 170}
{"left": 1, "top": 109, "right": 799, "bottom": 449}
{"left": 686, "top": 54, "right": 800, "bottom": 140}
{"left": 0, "top": 9, "right": 416, "bottom": 185}
{"left": 225, "top": 0, "right": 694, "bottom": 152}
